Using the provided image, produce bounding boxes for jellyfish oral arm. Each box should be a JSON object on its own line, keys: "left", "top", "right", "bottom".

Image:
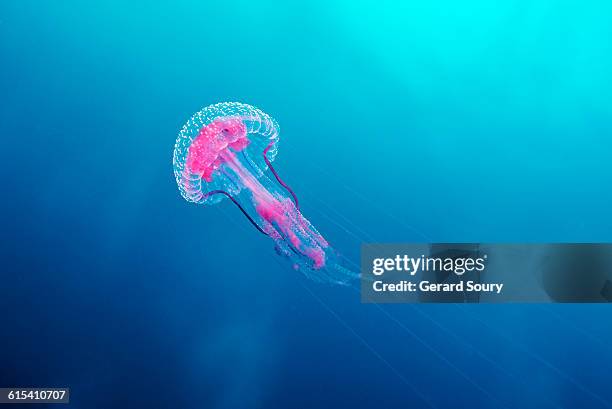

{"left": 220, "top": 149, "right": 327, "bottom": 269}
{"left": 202, "top": 189, "right": 268, "bottom": 235}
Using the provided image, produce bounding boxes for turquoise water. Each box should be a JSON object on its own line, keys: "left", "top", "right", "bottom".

{"left": 1, "top": 1, "right": 611, "bottom": 408}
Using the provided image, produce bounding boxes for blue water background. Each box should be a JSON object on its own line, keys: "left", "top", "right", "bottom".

{"left": 1, "top": 1, "right": 611, "bottom": 408}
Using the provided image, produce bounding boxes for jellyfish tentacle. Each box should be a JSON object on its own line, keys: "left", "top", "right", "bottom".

{"left": 263, "top": 141, "right": 300, "bottom": 210}
{"left": 203, "top": 190, "right": 268, "bottom": 236}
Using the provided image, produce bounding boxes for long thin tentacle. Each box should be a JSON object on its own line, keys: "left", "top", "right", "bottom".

{"left": 263, "top": 141, "right": 300, "bottom": 210}
{"left": 203, "top": 189, "right": 268, "bottom": 235}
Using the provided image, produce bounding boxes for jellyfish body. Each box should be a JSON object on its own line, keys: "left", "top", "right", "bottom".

{"left": 173, "top": 102, "right": 355, "bottom": 284}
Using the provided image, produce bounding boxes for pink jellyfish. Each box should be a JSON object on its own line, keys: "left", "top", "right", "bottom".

{"left": 173, "top": 102, "right": 355, "bottom": 284}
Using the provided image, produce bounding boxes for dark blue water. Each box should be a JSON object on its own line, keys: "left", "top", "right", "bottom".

{"left": 1, "top": 1, "right": 611, "bottom": 408}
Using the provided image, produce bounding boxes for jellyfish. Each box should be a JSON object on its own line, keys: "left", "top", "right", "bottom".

{"left": 173, "top": 102, "right": 356, "bottom": 284}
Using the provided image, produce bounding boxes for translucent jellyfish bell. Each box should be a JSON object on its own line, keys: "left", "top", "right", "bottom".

{"left": 173, "top": 102, "right": 280, "bottom": 205}
{"left": 173, "top": 102, "right": 355, "bottom": 284}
